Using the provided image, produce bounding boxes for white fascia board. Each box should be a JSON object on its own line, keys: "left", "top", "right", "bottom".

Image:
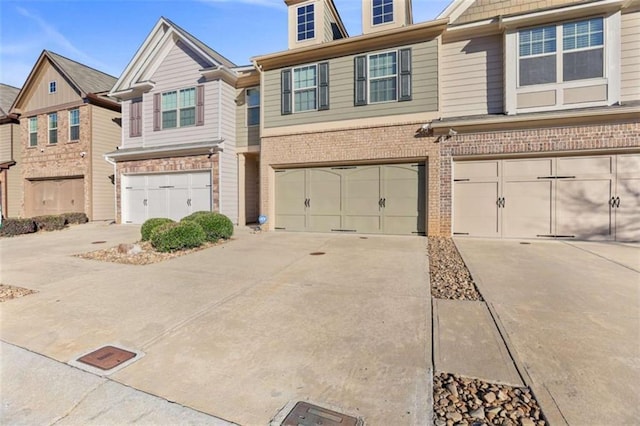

{"left": 500, "top": 0, "right": 625, "bottom": 28}
{"left": 437, "top": 0, "right": 477, "bottom": 22}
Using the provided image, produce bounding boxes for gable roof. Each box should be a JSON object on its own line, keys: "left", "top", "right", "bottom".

{"left": 110, "top": 17, "right": 237, "bottom": 97}
{"left": 10, "top": 50, "right": 118, "bottom": 114}
{"left": 0, "top": 84, "right": 20, "bottom": 118}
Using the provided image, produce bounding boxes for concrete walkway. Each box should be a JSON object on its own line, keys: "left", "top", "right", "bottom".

{"left": 0, "top": 224, "right": 430, "bottom": 425}
{"left": 455, "top": 238, "right": 640, "bottom": 426}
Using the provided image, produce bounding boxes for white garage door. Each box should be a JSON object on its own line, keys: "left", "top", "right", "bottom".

{"left": 453, "top": 154, "right": 640, "bottom": 241}
{"left": 122, "top": 172, "right": 211, "bottom": 224}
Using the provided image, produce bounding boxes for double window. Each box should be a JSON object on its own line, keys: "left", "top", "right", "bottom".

{"left": 246, "top": 88, "right": 260, "bottom": 126}
{"left": 69, "top": 109, "right": 80, "bottom": 141}
{"left": 373, "top": 0, "right": 393, "bottom": 25}
{"left": 281, "top": 62, "right": 329, "bottom": 115}
{"left": 518, "top": 17, "right": 604, "bottom": 87}
{"left": 355, "top": 48, "right": 412, "bottom": 105}
{"left": 29, "top": 117, "right": 38, "bottom": 147}
{"left": 297, "top": 4, "right": 315, "bottom": 41}
{"left": 48, "top": 113, "right": 58, "bottom": 144}
{"left": 49, "top": 81, "right": 56, "bottom": 94}
{"left": 162, "top": 88, "right": 195, "bottom": 129}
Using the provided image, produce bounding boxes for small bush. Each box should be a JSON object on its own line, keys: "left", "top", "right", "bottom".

{"left": 150, "top": 221, "right": 206, "bottom": 252}
{"left": 62, "top": 212, "right": 89, "bottom": 225}
{"left": 182, "top": 211, "right": 234, "bottom": 241}
{"left": 33, "top": 215, "right": 66, "bottom": 232}
{"left": 141, "top": 218, "right": 175, "bottom": 241}
{"left": 0, "top": 218, "right": 37, "bottom": 237}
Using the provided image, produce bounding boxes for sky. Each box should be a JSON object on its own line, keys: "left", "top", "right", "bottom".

{"left": 0, "top": 0, "right": 452, "bottom": 89}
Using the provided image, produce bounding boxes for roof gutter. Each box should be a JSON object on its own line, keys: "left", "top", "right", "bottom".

{"left": 104, "top": 139, "right": 224, "bottom": 163}
{"left": 87, "top": 93, "right": 121, "bottom": 112}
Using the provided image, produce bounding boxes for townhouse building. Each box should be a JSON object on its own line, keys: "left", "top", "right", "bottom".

{"left": 0, "top": 84, "right": 21, "bottom": 218}
{"left": 9, "top": 51, "right": 121, "bottom": 220}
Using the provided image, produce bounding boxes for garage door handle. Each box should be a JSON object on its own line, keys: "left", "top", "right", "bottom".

{"left": 187, "top": 198, "right": 191, "bottom": 206}
{"left": 611, "top": 196, "right": 621, "bottom": 208}
{"left": 382, "top": 198, "right": 386, "bottom": 207}
{"left": 304, "top": 198, "right": 310, "bottom": 207}
{"left": 143, "top": 199, "right": 147, "bottom": 206}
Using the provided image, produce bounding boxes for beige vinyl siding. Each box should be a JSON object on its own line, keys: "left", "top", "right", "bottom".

{"left": 323, "top": 2, "right": 332, "bottom": 42}
{"left": 7, "top": 123, "right": 22, "bottom": 217}
{"left": 91, "top": 105, "right": 120, "bottom": 220}
{"left": 441, "top": 34, "right": 503, "bottom": 117}
{"left": 219, "top": 82, "right": 238, "bottom": 223}
{"left": 137, "top": 40, "right": 219, "bottom": 148}
{"left": 621, "top": 10, "right": 640, "bottom": 103}
{"left": 235, "top": 88, "right": 260, "bottom": 149}
{"left": 24, "top": 62, "right": 82, "bottom": 113}
{"left": 0, "top": 124, "right": 11, "bottom": 161}
{"left": 263, "top": 40, "right": 438, "bottom": 129}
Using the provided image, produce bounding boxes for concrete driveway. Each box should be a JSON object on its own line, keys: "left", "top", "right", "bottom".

{"left": 0, "top": 224, "right": 430, "bottom": 425}
{"left": 455, "top": 238, "right": 640, "bottom": 426}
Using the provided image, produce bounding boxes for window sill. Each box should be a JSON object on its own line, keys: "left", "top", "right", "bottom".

{"left": 66, "top": 140, "right": 80, "bottom": 144}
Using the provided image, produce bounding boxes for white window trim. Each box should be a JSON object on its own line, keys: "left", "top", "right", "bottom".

{"left": 161, "top": 87, "right": 196, "bottom": 129}
{"left": 372, "top": 0, "right": 395, "bottom": 27}
{"left": 48, "top": 81, "right": 57, "bottom": 94}
{"left": 367, "top": 50, "right": 399, "bottom": 105}
{"left": 28, "top": 117, "right": 38, "bottom": 147}
{"left": 505, "top": 12, "right": 620, "bottom": 115}
{"left": 48, "top": 113, "right": 58, "bottom": 144}
{"left": 246, "top": 87, "right": 260, "bottom": 127}
{"left": 292, "top": 64, "right": 318, "bottom": 113}
{"left": 69, "top": 109, "right": 80, "bottom": 141}
{"left": 296, "top": 3, "right": 315, "bottom": 43}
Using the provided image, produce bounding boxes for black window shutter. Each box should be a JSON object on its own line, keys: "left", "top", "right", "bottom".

{"left": 318, "top": 62, "right": 329, "bottom": 111}
{"left": 354, "top": 55, "right": 367, "bottom": 106}
{"left": 281, "top": 69, "right": 292, "bottom": 115}
{"left": 399, "top": 48, "right": 412, "bottom": 102}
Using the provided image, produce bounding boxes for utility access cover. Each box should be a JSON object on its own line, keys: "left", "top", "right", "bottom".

{"left": 282, "top": 402, "right": 358, "bottom": 426}
{"left": 77, "top": 346, "right": 136, "bottom": 370}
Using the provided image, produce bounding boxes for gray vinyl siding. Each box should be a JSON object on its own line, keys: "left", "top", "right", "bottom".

{"left": 263, "top": 40, "right": 438, "bottom": 128}
{"left": 24, "top": 63, "right": 83, "bottom": 113}
{"left": 121, "top": 40, "right": 220, "bottom": 149}
{"left": 219, "top": 82, "right": 238, "bottom": 223}
{"left": 0, "top": 124, "right": 11, "bottom": 161}
{"left": 621, "top": 10, "right": 640, "bottom": 103}
{"left": 441, "top": 34, "right": 504, "bottom": 117}
{"left": 91, "top": 105, "right": 120, "bottom": 221}
{"left": 235, "top": 88, "right": 260, "bottom": 149}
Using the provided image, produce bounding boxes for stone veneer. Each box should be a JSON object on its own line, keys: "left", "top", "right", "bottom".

{"left": 21, "top": 104, "right": 91, "bottom": 217}
{"left": 114, "top": 154, "right": 220, "bottom": 224}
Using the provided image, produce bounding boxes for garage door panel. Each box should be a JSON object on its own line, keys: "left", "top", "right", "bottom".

{"left": 308, "top": 169, "right": 342, "bottom": 215}
{"left": 308, "top": 215, "right": 342, "bottom": 232}
{"left": 383, "top": 164, "right": 425, "bottom": 235}
{"left": 556, "top": 179, "right": 612, "bottom": 240}
{"left": 275, "top": 170, "right": 306, "bottom": 231}
{"left": 147, "top": 189, "right": 168, "bottom": 219}
{"left": 503, "top": 158, "right": 553, "bottom": 178}
{"left": 343, "top": 166, "right": 381, "bottom": 234}
{"left": 454, "top": 181, "right": 499, "bottom": 237}
{"left": 616, "top": 177, "right": 640, "bottom": 241}
{"left": 617, "top": 154, "right": 640, "bottom": 176}
{"left": 503, "top": 180, "right": 552, "bottom": 238}
{"left": 557, "top": 156, "right": 613, "bottom": 176}
{"left": 344, "top": 215, "right": 381, "bottom": 234}
{"left": 190, "top": 187, "right": 212, "bottom": 213}
{"left": 455, "top": 161, "right": 499, "bottom": 179}
{"left": 146, "top": 174, "right": 166, "bottom": 188}
{"left": 168, "top": 188, "right": 190, "bottom": 221}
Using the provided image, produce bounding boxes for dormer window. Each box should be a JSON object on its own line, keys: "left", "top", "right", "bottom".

{"left": 373, "top": 0, "right": 393, "bottom": 25}
{"left": 297, "top": 4, "right": 315, "bottom": 41}
{"left": 49, "top": 81, "right": 57, "bottom": 94}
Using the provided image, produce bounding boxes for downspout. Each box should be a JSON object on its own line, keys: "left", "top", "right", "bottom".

{"left": 218, "top": 78, "right": 223, "bottom": 214}
{"left": 104, "top": 154, "right": 118, "bottom": 223}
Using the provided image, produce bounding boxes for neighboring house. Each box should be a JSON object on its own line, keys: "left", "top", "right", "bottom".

{"left": 432, "top": 0, "right": 640, "bottom": 241}
{"left": 9, "top": 51, "right": 121, "bottom": 220}
{"left": 106, "top": 17, "right": 258, "bottom": 225}
{"left": 253, "top": 0, "right": 639, "bottom": 241}
{"left": 254, "top": 0, "right": 447, "bottom": 236}
{"left": 0, "top": 84, "right": 21, "bottom": 218}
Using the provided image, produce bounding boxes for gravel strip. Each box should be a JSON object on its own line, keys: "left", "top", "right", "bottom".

{"left": 0, "top": 284, "right": 37, "bottom": 302}
{"left": 428, "top": 237, "right": 483, "bottom": 301}
{"left": 74, "top": 240, "right": 223, "bottom": 265}
{"left": 433, "top": 373, "right": 546, "bottom": 426}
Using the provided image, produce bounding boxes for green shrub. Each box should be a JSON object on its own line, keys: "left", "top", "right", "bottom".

{"left": 141, "top": 218, "right": 175, "bottom": 241}
{"left": 150, "top": 221, "right": 206, "bottom": 252}
{"left": 33, "top": 215, "right": 66, "bottom": 232}
{"left": 61, "top": 212, "right": 89, "bottom": 225}
{"left": 181, "top": 211, "right": 233, "bottom": 241}
{"left": 0, "top": 218, "right": 37, "bottom": 237}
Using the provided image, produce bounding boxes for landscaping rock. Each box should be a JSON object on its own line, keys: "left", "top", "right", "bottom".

{"left": 427, "top": 237, "right": 483, "bottom": 301}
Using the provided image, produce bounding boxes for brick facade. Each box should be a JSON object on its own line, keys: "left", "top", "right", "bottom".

{"left": 260, "top": 122, "right": 444, "bottom": 235}
{"left": 115, "top": 154, "right": 220, "bottom": 223}
{"left": 21, "top": 104, "right": 91, "bottom": 216}
{"left": 438, "top": 121, "right": 640, "bottom": 234}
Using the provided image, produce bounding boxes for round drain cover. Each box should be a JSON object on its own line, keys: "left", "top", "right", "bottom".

{"left": 309, "top": 252, "right": 325, "bottom": 256}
